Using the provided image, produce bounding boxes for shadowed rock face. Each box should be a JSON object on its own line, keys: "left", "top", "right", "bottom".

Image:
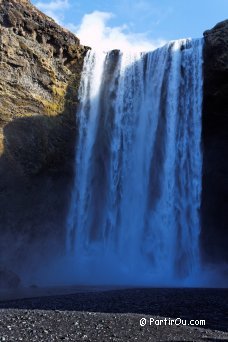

{"left": 202, "top": 20, "right": 228, "bottom": 263}
{"left": 0, "top": 0, "right": 89, "bottom": 273}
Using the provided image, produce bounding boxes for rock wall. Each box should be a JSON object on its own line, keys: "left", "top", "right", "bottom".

{"left": 202, "top": 20, "right": 228, "bottom": 263}
{"left": 0, "top": 0, "right": 89, "bottom": 272}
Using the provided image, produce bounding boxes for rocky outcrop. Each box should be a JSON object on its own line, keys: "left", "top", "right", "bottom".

{"left": 0, "top": 0, "right": 86, "bottom": 122}
{"left": 0, "top": 0, "right": 89, "bottom": 272}
{"left": 202, "top": 20, "right": 228, "bottom": 263}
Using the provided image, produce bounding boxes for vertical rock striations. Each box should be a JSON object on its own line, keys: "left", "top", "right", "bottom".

{"left": 202, "top": 20, "right": 228, "bottom": 263}
{"left": 0, "top": 0, "right": 89, "bottom": 272}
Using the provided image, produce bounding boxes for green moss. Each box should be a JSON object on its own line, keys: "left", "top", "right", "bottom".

{"left": 42, "top": 99, "right": 64, "bottom": 116}
{"left": 52, "top": 83, "right": 67, "bottom": 97}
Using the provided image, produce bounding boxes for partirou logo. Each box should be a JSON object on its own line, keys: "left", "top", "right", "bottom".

{"left": 140, "top": 317, "right": 206, "bottom": 327}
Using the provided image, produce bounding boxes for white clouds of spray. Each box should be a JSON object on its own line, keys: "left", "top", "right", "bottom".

{"left": 75, "top": 11, "right": 166, "bottom": 52}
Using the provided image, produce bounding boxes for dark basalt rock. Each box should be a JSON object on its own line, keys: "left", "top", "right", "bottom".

{"left": 202, "top": 19, "right": 228, "bottom": 263}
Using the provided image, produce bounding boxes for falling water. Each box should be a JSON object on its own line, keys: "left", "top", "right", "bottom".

{"left": 66, "top": 38, "right": 203, "bottom": 285}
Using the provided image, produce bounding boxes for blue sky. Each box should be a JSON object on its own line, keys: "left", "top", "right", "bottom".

{"left": 32, "top": 0, "right": 228, "bottom": 50}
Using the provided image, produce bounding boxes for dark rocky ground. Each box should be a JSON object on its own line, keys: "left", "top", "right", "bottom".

{"left": 0, "top": 288, "right": 227, "bottom": 341}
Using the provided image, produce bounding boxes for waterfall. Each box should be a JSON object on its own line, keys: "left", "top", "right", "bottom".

{"left": 66, "top": 38, "right": 203, "bottom": 285}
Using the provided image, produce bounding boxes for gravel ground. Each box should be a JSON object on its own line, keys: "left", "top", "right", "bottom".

{"left": 0, "top": 288, "right": 227, "bottom": 341}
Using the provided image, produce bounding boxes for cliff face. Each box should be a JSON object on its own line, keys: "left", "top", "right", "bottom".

{"left": 0, "top": 0, "right": 88, "bottom": 272}
{"left": 202, "top": 20, "right": 228, "bottom": 263}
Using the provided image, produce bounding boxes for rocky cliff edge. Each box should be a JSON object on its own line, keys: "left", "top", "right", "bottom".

{"left": 0, "top": 0, "right": 89, "bottom": 273}
{"left": 202, "top": 20, "right": 228, "bottom": 264}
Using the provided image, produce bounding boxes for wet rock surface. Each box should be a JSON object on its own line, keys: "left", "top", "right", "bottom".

{"left": 202, "top": 20, "right": 228, "bottom": 263}
{"left": 0, "top": 288, "right": 227, "bottom": 341}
